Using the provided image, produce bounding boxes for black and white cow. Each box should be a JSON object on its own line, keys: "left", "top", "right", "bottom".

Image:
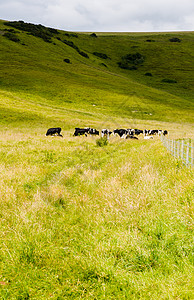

{"left": 73, "top": 127, "right": 99, "bottom": 137}
{"left": 46, "top": 127, "right": 63, "bottom": 137}
{"left": 88, "top": 128, "right": 99, "bottom": 135}
{"left": 113, "top": 129, "right": 127, "bottom": 138}
{"left": 101, "top": 129, "right": 112, "bottom": 139}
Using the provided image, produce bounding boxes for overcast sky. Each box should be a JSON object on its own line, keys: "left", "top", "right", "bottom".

{"left": 1, "top": 0, "right": 194, "bottom": 32}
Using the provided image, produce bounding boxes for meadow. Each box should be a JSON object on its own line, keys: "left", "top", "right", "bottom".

{"left": 0, "top": 20, "right": 193, "bottom": 299}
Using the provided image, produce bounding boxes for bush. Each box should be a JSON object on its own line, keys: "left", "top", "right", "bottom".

{"left": 145, "top": 72, "right": 153, "bottom": 76}
{"left": 118, "top": 52, "right": 144, "bottom": 70}
{"left": 90, "top": 33, "right": 97, "bottom": 38}
{"left": 78, "top": 50, "right": 89, "bottom": 58}
{"left": 3, "top": 32, "right": 20, "bottom": 42}
{"left": 169, "top": 37, "right": 181, "bottom": 42}
{"left": 162, "top": 78, "right": 177, "bottom": 83}
{"left": 96, "top": 137, "right": 108, "bottom": 147}
{"left": 93, "top": 52, "right": 109, "bottom": 59}
{"left": 100, "top": 63, "right": 107, "bottom": 68}
{"left": 64, "top": 59, "right": 71, "bottom": 63}
{"left": 118, "top": 62, "right": 137, "bottom": 70}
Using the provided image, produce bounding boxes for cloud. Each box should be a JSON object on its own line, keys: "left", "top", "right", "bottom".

{"left": 0, "top": 0, "right": 194, "bottom": 32}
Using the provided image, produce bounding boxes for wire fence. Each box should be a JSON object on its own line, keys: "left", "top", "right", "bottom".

{"left": 160, "top": 135, "right": 194, "bottom": 167}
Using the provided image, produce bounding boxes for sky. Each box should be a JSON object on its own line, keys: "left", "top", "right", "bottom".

{"left": 0, "top": 0, "right": 194, "bottom": 32}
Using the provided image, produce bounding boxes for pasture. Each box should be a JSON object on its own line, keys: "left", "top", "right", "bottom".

{"left": 0, "top": 20, "right": 193, "bottom": 299}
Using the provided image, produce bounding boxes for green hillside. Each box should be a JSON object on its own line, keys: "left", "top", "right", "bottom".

{"left": 0, "top": 20, "right": 194, "bottom": 299}
{"left": 0, "top": 19, "right": 194, "bottom": 127}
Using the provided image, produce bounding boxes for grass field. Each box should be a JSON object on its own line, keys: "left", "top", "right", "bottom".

{"left": 0, "top": 20, "right": 193, "bottom": 299}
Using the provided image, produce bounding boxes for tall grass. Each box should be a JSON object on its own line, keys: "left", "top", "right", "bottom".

{"left": 0, "top": 125, "right": 193, "bottom": 299}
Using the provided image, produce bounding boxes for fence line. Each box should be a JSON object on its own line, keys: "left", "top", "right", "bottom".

{"left": 160, "top": 135, "right": 194, "bottom": 167}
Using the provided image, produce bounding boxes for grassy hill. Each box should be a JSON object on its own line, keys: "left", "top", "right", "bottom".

{"left": 0, "top": 19, "right": 194, "bottom": 127}
{"left": 0, "top": 20, "right": 193, "bottom": 299}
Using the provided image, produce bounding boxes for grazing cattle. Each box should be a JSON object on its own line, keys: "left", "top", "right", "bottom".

{"left": 73, "top": 128, "right": 89, "bottom": 136}
{"left": 101, "top": 129, "right": 112, "bottom": 139}
{"left": 144, "top": 129, "right": 156, "bottom": 136}
{"left": 134, "top": 129, "right": 143, "bottom": 135}
{"left": 113, "top": 128, "right": 142, "bottom": 139}
{"left": 73, "top": 127, "right": 99, "bottom": 137}
{"left": 144, "top": 129, "right": 168, "bottom": 136}
{"left": 126, "top": 129, "right": 135, "bottom": 136}
{"left": 88, "top": 128, "right": 99, "bottom": 135}
{"left": 46, "top": 127, "right": 63, "bottom": 137}
{"left": 113, "top": 129, "right": 127, "bottom": 138}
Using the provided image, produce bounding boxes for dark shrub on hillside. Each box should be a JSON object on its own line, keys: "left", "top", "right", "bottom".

{"left": 145, "top": 72, "right": 153, "bottom": 76}
{"left": 3, "top": 32, "right": 20, "bottom": 42}
{"left": 4, "top": 28, "right": 18, "bottom": 33}
{"left": 123, "top": 52, "right": 144, "bottom": 64}
{"left": 93, "top": 52, "right": 109, "bottom": 59}
{"left": 118, "top": 62, "right": 137, "bottom": 70}
{"left": 118, "top": 52, "right": 144, "bottom": 70}
{"left": 64, "top": 33, "right": 78, "bottom": 38}
{"left": 100, "top": 63, "right": 107, "bottom": 67}
{"left": 169, "top": 37, "right": 181, "bottom": 42}
{"left": 146, "top": 39, "right": 155, "bottom": 42}
{"left": 162, "top": 78, "right": 177, "bottom": 83}
{"left": 4, "top": 20, "right": 59, "bottom": 43}
{"left": 63, "top": 39, "right": 79, "bottom": 51}
{"left": 70, "top": 33, "right": 78, "bottom": 38}
{"left": 64, "top": 59, "right": 71, "bottom": 63}
{"left": 90, "top": 33, "right": 97, "bottom": 37}
{"left": 78, "top": 50, "right": 89, "bottom": 58}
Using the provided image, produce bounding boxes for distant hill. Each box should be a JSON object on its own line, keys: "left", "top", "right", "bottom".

{"left": 0, "top": 19, "right": 194, "bottom": 124}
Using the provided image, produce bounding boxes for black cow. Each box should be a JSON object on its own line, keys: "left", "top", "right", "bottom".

{"left": 46, "top": 127, "right": 63, "bottom": 137}
{"left": 73, "top": 128, "right": 89, "bottom": 136}
{"left": 163, "top": 130, "right": 168, "bottom": 136}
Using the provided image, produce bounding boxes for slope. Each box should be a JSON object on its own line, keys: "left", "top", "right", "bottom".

{"left": 0, "top": 20, "right": 194, "bottom": 127}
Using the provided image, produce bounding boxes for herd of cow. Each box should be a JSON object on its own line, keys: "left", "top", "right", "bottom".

{"left": 45, "top": 127, "right": 168, "bottom": 139}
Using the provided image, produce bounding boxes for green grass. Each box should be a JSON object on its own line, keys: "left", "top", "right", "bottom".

{"left": 0, "top": 131, "right": 193, "bottom": 299}
{"left": 0, "top": 19, "right": 193, "bottom": 299}
{"left": 0, "top": 20, "right": 194, "bottom": 123}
